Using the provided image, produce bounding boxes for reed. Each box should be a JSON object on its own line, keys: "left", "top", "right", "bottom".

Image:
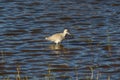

{"left": 44, "top": 64, "right": 55, "bottom": 80}
{"left": 25, "top": 76, "right": 29, "bottom": 80}
{"left": 74, "top": 66, "right": 79, "bottom": 80}
{"left": 106, "top": 29, "right": 112, "bottom": 56}
{"left": 107, "top": 75, "right": 110, "bottom": 80}
{"left": 1, "top": 65, "right": 28, "bottom": 80}
{"left": 1, "top": 51, "right": 6, "bottom": 63}
{"left": 96, "top": 71, "right": 99, "bottom": 80}
{"left": 16, "top": 65, "right": 29, "bottom": 80}
{"left": 16, "top": 65, "right": 21, "bottom": 80}
{"left": 89, "top": 66, "right": 94, "bottom": 80}
{"left": 3, "top": 76, "right": 10, "bottom": 80}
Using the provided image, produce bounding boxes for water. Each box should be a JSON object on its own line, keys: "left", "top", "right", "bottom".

{"left": 0, "top": 0, "right": 120, "bottom": 80}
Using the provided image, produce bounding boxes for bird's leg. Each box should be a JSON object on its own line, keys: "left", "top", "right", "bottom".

{"left": 56, "top": 43, "right": 59, "bottom": 46}
{"left": 55, "top": 42, "right": 60, "bottom": 46}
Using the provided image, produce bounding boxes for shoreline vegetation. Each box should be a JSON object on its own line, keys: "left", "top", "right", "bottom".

{"left": 1, "top": 63, "right": 111, "bottom": 80}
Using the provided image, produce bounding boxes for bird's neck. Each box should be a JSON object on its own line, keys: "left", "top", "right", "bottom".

{"left": 63, "top": 32, "right": 67, "bottom": 37}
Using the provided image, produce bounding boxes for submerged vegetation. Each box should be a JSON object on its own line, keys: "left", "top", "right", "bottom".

{"left": 1, "top": 54, "right": 111, "bottom": 80}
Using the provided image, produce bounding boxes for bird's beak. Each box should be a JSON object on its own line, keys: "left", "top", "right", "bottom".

{"left": 45, "top": 37, "right": 48, "bottom": 40}
{"left": 67, "top": 32, "right": 71, "bottom": 35}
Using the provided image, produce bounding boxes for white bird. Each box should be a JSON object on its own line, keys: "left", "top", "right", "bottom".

{"left": 45, "top": 29, "right": 70, "bottom": 44}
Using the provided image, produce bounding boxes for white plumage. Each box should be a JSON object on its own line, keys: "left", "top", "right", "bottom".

{"left": 45, "top": 29, "right": 70, "bottom": 44}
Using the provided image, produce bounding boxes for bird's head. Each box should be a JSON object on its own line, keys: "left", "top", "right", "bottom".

{"left": 63, "top": 29, "right": 70, "bottom": 35}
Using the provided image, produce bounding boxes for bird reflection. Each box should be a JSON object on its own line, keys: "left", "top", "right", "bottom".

{"left": 48, "top": 44, "right": 68, "bottom": 54}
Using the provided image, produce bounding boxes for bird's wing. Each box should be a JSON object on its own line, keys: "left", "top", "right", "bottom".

{"left": 48, "top": 33, "right": 63, "bottom": 40}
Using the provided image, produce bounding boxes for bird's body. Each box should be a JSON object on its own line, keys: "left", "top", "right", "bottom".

{"left": 45, "top": 29, "right": 70, "bottom": 44}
